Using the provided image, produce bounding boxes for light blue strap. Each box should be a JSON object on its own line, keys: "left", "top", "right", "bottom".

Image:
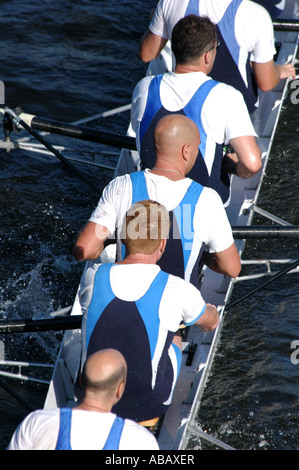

{"left": 102, "top": 417, "right": 125, "bottom": 450}
{"left": 217, "top": 0, "right": 243, "bottom": 66}
{"left": 130, "top": 171, "right": 150, "bottom": 204}
{"left": 55, "top": 408, "right": 72, "bottom": 450}
{"left": 185, "top": 0, "right": 199, "bottom": 16}
{"left": 140, "top": 75, "right": 163, "bottom": 143}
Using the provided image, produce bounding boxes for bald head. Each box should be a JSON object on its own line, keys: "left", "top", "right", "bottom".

{"left": 154, "top": 114, "right": 200, "bottom": 172}
{"left": 82, "top": 349, "right": 127, "bottom": 398}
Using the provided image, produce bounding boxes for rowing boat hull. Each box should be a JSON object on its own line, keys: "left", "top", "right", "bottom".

{"left": 43, "top": 27, "right": 298, "bottom": 450}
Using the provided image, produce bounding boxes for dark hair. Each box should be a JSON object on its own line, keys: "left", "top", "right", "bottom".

{"left": 171, "top": 15, "right": 216, "bottom": 65}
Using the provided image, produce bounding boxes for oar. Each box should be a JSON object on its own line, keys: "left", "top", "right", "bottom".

{"left": 231, "top": 225, "right": 299, "bottom": 239}
{"left": 3, "top": 108, "right": 102, "bottom": 195}
{"left": 0, "top": 315, "right": 82, "bottom": 334}
{"left": 1, "top": 258, "right": 299, "bottom": 334}
{"left": 1, "top": 259, "right": 298, "bottom": 334}
{"left": 273, "top": 19, "right": 299, "bottom": 32}
{"left": 225, "top": 258, "right": 299, "bottom": 311}
{"left": 18, "top": 112, "right": 137, "bottom": 151}
{"left": 0, "top": 378, "right": 34, "bottom": 411}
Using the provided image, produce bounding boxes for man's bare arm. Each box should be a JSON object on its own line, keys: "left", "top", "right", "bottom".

{"left": 72, "top": 221, "right": 110, "bottom": 261}
{"left": 139, "top": 30, "right": 167, "bottom": 63}
{"left": 195, "top": 303, "right": 219, "bottom": 332}
{"left": 202, "top": 243, "right": 241, "bottom": 278}
{"left": 253, "top": 60, "right": 295, "bottom": 92}
{"left": 223, "top": 136, "right": 262, "bottom": 179}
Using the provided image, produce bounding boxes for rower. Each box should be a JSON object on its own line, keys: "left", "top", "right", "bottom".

{"left": 139, "top": 0, "right": 296, "bottom": 115}
{"left": 77, "top": 200, "right": 220, "bottom": 424}
{"left": 7, "top": 350, "right": 159, "bottom": 450}
{"left": 73, "top": 114, "right": 241, "bottom": 292}
{"left": 133, "top": 14, "right": 262, "bottom": 206}
{"left": 254, "top": 0, "right": 287, "bottom": 18}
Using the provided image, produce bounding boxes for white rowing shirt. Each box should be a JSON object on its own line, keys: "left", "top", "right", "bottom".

{"left": 7, "top": 408, "right": 159, "bottom": 450}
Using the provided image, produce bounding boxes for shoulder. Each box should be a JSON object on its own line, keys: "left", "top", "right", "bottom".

{"left": 104, "top": 174, "right": 131, "bottom": 194}
{"left": 203, "top": 80, "right": 246, "bottom": 114}
{"left": 236, "top": 0, "right": 274, "bottom": 32}
{"left": 166, "top": 273, "right": 202, "bottom": 297}
{"left": 205, "top": 82, "right": 249, "bottom": 120}
{"left": 201, "top": 185, "right": 225, "bottom": 203}
{"left": 7, "top": 409, "right": 60, "bottom": 450}
{"left": 122, "top": 419, "right": 159, "bottom": 450}
{"left": 193, "top": 186, "right": 232, "bottom": 232}
{"left": 165, "top": 274, "right": 206, "bottom": 320}
{"left": 94, "top": 174, "right": 132, "bottom": 217}
{"left": 195, "top": 185, "right": 226, "bottom": 211}
{"left": 24, "top": 408, "right": 60, "bottom": 423}
{"left": 133, "top": 75, "right": 155, "bottom": 96}
{"left": 211, "top": 81, "right": 245, "bottom": 103}
{"left": 239, "top": 0, "right": 272, "bottom": 17}
{"left": 15, "top": 408, "right": 60, "bottom": 436}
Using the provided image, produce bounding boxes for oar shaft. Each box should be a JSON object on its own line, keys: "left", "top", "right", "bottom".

{"left": 0, "top": 315, "right": 82, "bottom": 334}
{"left": 232, "top": 225, "right": 299, "bottom": 239}
{"left": 20, "top": 113, "right": 137, "bottom": 151}
{"left": 0, "top": 378, "right": 34, "bottom": 411}
{"left": 273, "top": 20, "right": 299, "bottom": 32}
{"left": 5, "top": 109, "right": 102, "bottom": 195}
{"left": 1, "top": 260, "right": 299, "bottom": 333}
{"left": 225, "top": 259, "right": 299, "bottom": 310}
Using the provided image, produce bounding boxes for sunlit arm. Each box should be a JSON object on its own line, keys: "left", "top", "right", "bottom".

{"left": 202, "top": 243, "right": 241, "bottom": 278}
{"left": 72, "top": 221, "right": 110, "bottom": 261}
{"left": 226, "top": 136, "right": 262, "bottom": 179}
{"left": 139, "top": 30, "right": 167, "bottom": 63}
{"left": 195, "top": 303, "right": 220, "bottom": 332}
{"left": 253, "top": 60, "right": 296, "bottom": 92}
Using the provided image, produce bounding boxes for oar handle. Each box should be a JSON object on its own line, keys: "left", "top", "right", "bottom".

{"left": 25, "top": 115, "right": 137, "bottom": 151}
{"left": 225, "top": 259, "right": 299, "bottom": 311}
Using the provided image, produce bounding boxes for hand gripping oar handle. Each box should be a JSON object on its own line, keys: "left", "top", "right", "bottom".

{"left": 4, "top": 108, "right": 102, "bottom": 195}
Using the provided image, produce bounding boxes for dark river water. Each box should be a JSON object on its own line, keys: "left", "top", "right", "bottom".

{"left": 0, "top": 0, "right": 298, "bottom": 450}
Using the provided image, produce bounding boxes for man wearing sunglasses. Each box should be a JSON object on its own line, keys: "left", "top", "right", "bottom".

{"left": 139, "top": 0, "right": 295, "bottom": 114}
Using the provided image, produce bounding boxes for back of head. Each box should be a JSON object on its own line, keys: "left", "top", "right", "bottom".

{"left": 121, "top": 199, "right": 170, "bottom": 255}
{"left": 81, "top": 349, "right": 127, "bottom": 400}
{"left": 171, "top": 15, "right": 216, "bottom": 65}
{"left": 154, "top": 114, "right": 200, "bottom": 159}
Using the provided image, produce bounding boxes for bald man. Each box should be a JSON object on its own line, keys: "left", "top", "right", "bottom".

{"left": 73, "top": 114, "right": 241, "bottom": 290}
{"left": 7, "top": 349, "right": 159, "bottom": 450}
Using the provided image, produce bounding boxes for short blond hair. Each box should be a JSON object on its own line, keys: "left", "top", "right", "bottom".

{"left": 120, "top": 200, "right": 170, "bottom": 255}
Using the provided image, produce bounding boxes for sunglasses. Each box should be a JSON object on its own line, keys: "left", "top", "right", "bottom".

{"left": 206, "top": 40, "right": 220, "bottom": 53}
